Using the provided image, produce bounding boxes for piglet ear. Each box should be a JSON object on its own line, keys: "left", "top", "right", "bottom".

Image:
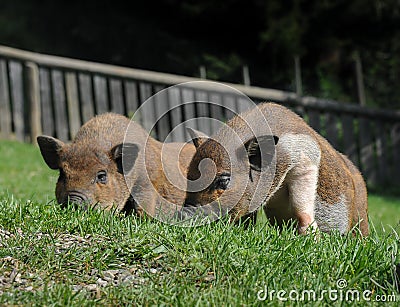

{"left": 111, "top": 143, "right": 140, "bottom": 174}
{"left": 37, "top": 136, "right": 65, "bottom": 169}
{"left": 244, "top": 135, "right": 279, "bottom": 172}
{"left": 186, "top": 127, "right": 209, "bottom": 148}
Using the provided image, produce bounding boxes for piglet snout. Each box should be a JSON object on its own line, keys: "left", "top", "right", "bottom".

{"left": 63, "top": 191, "right": 90, "bottom": 208}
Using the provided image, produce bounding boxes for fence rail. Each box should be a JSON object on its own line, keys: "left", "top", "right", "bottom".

{"left": 0, "top": 45, "right": 399, "bottom": 188}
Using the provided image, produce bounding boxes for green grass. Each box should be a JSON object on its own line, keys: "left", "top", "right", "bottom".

{"left": 0, "top": 140, "right": 399, "bottom": 306}
{"left": 368, "top": 194, "right": 400, "bottom": 232}
{"left": 0, "top": 140, "right": 55, "bottom": 202}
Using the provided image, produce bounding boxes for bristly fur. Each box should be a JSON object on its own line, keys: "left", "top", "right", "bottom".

{"left": 185, "top": 103, "right": 369, "bottom": 236}
{"left": 38, "top": 113, "right": 196, "bottom": 216}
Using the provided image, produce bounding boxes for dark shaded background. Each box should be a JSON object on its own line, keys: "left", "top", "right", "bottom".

{"left": 1, "top": 0, "right": 399, "bottom": 108}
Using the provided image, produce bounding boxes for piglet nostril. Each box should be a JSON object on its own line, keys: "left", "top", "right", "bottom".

{"left": 64, "top": 191, "right": 89, "bottom": 208}
{"left": 184, "top": 199, "right": 198, "bottom": 207}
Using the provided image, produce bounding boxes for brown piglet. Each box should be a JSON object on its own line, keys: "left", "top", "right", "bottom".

{"left": 37, "top": 113, "right": 195, "bottom": 216}
{"left": 184, "top": 103, "right": 368, "bottom": 236}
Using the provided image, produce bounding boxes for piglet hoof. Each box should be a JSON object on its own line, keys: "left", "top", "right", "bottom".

{"left": 298, "top": 222, "right": 320, "bottom": 241}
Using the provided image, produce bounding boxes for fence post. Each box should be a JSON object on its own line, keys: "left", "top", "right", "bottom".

{"left": 294, "top": 55, "right": 303, "bottom": 96}
{"left": 0, "top": 59, "right": 12, "bottom": 139}
{"left": 354, "top": 50, "right": 366, "bottom": 106}
{"left": 199, "top": 66, "right": 207, "bottom": 79}
{"left": 25, "top": 61, "right": 42, "bottom": 144}
{"left": 391, "top": 123, "right": 400, "bottom": 186}
{"left": 242, "top": 65, "right": 250, "bottom": 86}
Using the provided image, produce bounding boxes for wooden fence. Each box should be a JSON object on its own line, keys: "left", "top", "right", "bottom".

{"left": 0, "top": 45, "right": 399, "bottom": 188}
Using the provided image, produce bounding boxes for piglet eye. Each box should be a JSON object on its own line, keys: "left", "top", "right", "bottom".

{"left": 96, "top": 170, "right": 108, "bottom": 184}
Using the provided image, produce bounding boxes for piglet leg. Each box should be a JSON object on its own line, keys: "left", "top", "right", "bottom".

{"left": 287, "top": 159, "right": 319, "bottom": 235}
